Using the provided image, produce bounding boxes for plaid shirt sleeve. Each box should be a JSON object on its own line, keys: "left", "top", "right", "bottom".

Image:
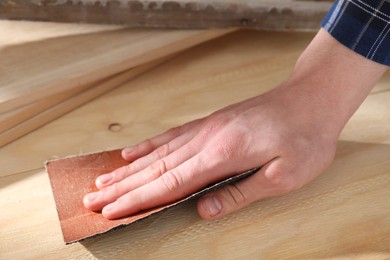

{"left": 321, "top": 0, "right": 390, "bottom": 66}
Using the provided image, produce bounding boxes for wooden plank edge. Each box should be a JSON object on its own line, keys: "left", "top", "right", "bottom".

{"left": 0, "top": 81, "right": 99, "bottom": 134}
{"left": 0, "top": 55, "right": 172, "bottom": 148}
{"left": 0, "top": 1, "right": 333, "bottom": 31}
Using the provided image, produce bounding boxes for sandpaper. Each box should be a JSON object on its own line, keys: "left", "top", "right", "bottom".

{"left": 46, "top": 149, "right": 258, "bottom": 244}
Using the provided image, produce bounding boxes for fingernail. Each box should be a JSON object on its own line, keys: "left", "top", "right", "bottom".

{"left": 84, "top": 192, "right": 101, "bottom": 202}
{"left": 103, "top": 202, "right": 117, "bottom": 213}
{"left": 203, "top": 195, "right": 222, "bottom": 217}
{"left": 97, "top": 174, "right": 113, "bottom": 185}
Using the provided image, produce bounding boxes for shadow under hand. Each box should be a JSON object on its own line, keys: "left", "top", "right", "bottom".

{"left": 81, "top": 199, "right": 202, "bottom": 259}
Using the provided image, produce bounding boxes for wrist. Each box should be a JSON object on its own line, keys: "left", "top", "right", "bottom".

{"left": 278, "top": 29, "right": 386, "bottom": 136}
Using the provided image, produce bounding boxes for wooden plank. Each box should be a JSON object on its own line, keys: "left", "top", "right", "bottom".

{"left": 0, "top": 142, "right": 389, "bottom": 258}
{"left": 0, "top": 21, "right": 233, "bottom": 113}
{"left": 0, "top": 56, "right": 171, "bottom": 147}
{"left": 0, "top": 30, "right": 389, "bottom": 259}
{"left": 0, "top": 0, "right": 333, "bottom": 31}
{"left": 0, "top": 20, "right": 125, "bottom": 47}
{"left": 0, "top": 55, "right": 173, "bottom": 136}
{"left": 0, "top": 81, "right": 96, "bottom": 134}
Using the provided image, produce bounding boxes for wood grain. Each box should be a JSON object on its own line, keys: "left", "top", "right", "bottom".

{"left": 0, "top": 21, "right": 233, "bottom": 113}
{"left": 0, "top": 81, "right": 95, "bottom": 134}
{"left": 0, "top": 0, "right": 333, "bottom": 31}
{"left": 0, "top": 56, "right": 171, "bottom": 147}
{"left": 0, "top": 30, "right": 389, "bottom": 259}
{"left": 0, "top": 21, "right": 230, "bottom": 144}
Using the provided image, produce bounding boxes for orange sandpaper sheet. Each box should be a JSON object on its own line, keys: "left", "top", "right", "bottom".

{"left": 46, "top": 149, "right": 258, "bottom": 244}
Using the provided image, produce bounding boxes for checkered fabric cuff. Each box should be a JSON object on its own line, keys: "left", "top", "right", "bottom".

{"left": 321, "top": 0, "right": 390, "bottom": 65}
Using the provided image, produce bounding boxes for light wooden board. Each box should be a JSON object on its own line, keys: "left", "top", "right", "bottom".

{"left": 0, "top": 21, "right": 232, "bottom": 113}
{"left": 0, "top": 30, "right": 389, "bottom": 259}
{"left": 0, "top": 56, "right": 171, "bottom": 147}
{"left": 0, "top": 21, "right": 229, "bottom": 143}
{"left": 0, "top": 81, "right": 96, "bottom": 134}
{"left": 0, "top": 0, "right": 333, "bottom": 31}
{"left": 0, "top": 20, "right": 123, "bottom": 125}
{"left": 0, "top": 20, "right": 125, "bottom": 47}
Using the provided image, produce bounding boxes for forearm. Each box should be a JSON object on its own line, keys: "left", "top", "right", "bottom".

{"left": 278, "top": 29, "right": 387, "bottom": 137}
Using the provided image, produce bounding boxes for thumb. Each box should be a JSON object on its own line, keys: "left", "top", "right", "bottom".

{"left": 197, "top": 158, "right": 298, "bottom": 220}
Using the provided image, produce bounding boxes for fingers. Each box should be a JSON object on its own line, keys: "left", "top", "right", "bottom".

{"left": 84, "top": 141, "right": 199, "bottom": 211}
{"left": 197, "top": 158, "right": 302, "bottom": 220}
{"left": 121, "top": 120, "right": 200, "bottom": 161}
{"left": 100, "top": 151, "right": 235, "bottom": 219}
{"left": 121, "top": 127, "right": 180, "bottom": 162}
{"left": 95, "top": 132, "right": 196, "bottom": 189}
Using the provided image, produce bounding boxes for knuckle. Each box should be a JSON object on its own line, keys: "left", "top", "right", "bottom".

{"left": 199, "top": 118, "right": 227, "bottom": 140}
{"left": 264, "top": 169, "right": 299, "bottom": 193}
{"left": 210, "top": 126, "right": 247, "bottom": 161}
{"left": 197, "top": 114, "right": 237, "bottom": 143}
{"left": 209, "top": 111, "right": 233, "bottom": 123}
{"left": 159, "top": 170, "right": 182, "bottom": 194}
{"left": 154, "top": 143, "right": 170, "bottom": 159}
{"left": 148, "top": 159, "right": 168, "bottom": 179}
{"left": 106, "top": 182, "right": 121, "bottom": 198}
{"left": 123, "top": 164, "right": 133, "bottom": 177}
{"left": 139, "top": 138, "right": 154, "bottom": 151}
{"left": 167, "top": 126, "right": 181, "bottom": 137}
{"left": 199, "top": 124, "right": 218, "bottom": 140}
{"left": 212, "top": 136, "right": 243, "bottom": 161}
{"left": 214, "top": 142, "right": 235, "bottom": 160}
{"left": 223, "top": 183, "right": 246, "bottom": 207}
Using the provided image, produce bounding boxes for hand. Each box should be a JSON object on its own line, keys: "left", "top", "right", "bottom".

{"left": 83, "top": 29, "right": 386, "bottom": 220}
{"left": 82, "top": 84, "right": 339, "bottom": 220}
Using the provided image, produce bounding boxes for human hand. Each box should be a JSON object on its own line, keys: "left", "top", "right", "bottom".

{"left": 82, "top": 84, "right": 339, "bottom": 220}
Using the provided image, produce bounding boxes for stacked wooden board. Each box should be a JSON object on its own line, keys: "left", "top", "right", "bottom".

{"left": 0, "top": 0, "right": 333, "bottom": 31}
{"left": 0, "top": 20, "right": 233, "bottom": 147}
{"left": 0, "top": 28, "right": 389, "bottom": 258}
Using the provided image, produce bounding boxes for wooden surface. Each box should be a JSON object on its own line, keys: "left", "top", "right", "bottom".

{"left": 0, "top": 0, "right": 333, "bottom": 31}
{"left": 1, "top": 30, "right": 389, "bottom": 259}
{"left": 0, "top": 21, "right": 231, "bottom": 146}
{"left": 0, "top": 20, "right": 231, "bottom": 113}
{"left": 0, "top": 57, "right": 171, "bottom": 147}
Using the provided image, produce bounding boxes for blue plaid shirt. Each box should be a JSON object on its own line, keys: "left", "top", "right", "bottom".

{"left": 322, "top": 0, "right": 390, "bottom": 65}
